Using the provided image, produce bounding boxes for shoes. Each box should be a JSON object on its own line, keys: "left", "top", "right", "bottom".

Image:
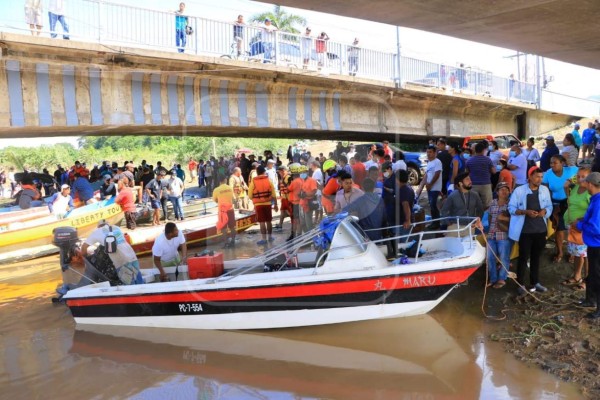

{"left": 268, "top": 237, "right": 276, "bottom": 242}
{"left": 256, "top": 239, "right": 267, "bottom": 245}
{"left": 530, "top": 283, "right": 548, "bottom": 293}
{"left": 286, "top": 235, "right": 295, "bottom": 242}
{"left": 575, "top": 299, "right": 597, "bottom": 308}
{"left": 273, "top": 224, "right": 282, "bottom": 231}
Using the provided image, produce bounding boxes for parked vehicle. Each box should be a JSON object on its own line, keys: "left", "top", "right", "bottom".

{"left": 462, "top": 134, "right": 521, "bottom": 156}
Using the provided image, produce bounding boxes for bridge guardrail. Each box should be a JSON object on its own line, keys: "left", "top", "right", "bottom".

{"left": 1, "top": 0, "right": 596, "bottom": 116}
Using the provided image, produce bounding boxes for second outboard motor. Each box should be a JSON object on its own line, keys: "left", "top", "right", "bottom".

{"left": 52, "top": 226, "right": 79, "bottom": 272}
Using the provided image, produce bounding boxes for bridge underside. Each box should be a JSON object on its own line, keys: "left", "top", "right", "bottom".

{"left": 273, "top": 0, "right": 600, "bottom": 69}
{"left": 0, "top": 34, "right": 572, "bottom": 142}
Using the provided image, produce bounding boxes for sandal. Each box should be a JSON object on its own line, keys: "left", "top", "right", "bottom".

{"left": 561, "top": 277, "right": 583, "bottom": 286}
{"left": 573, "top": 283, "right": 586, "bottom": 291}
{"left": 493, "top": 280, "right": 506, "bottom": 289}
{"left": 552, "top": 254, "right": 563, "bottom": 263}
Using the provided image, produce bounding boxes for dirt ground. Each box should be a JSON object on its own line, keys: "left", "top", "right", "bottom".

{"left": 480, "top": 252, "right": 600, "bottom": 399}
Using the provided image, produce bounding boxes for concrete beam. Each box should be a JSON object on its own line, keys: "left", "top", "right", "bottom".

{"left": 0, "top": 33, "right": 571, "bottom": 141}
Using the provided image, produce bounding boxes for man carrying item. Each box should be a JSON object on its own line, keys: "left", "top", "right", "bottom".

{"left": 115, "top": 178, "right": 136, "bottom": 230}
{"left": 441, "top": 172, "right": 484, "bottom": 237}
{"left": 81, "top": 220, "right": 143, "bottom": 286}
{"left": 152, "top": 222, "right": 187, "bottom": 282}
{"left": 213, "top": 175, "right": 237, "bottom": 248}
{"left": 47, "top": 184, "right": 74, "bottom": 219}
{"left": 508, "top": 167, "right": 553, "bottom": 295}
{"left": 249, "top": 166, "right": 278, "bottom": 245}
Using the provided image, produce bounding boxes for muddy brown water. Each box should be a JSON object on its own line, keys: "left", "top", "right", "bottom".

{"left": 0, "top": 230, "right": 585, "bottom": 399}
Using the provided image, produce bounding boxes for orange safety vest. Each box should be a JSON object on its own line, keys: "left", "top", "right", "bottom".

{"left": 251, "top": 175, "right": 273, "bottom": 204}
{"left": 278, "top": 174, "right": 291, "bottom": 199}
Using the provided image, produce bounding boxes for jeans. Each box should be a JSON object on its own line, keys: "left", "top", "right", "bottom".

{"left": 49, "top": 12, "right": 69, "bottom": 39}
{"left": 517, "top": 232, "right": 546, "bottom": 286}
{"left": 487, "top": 238, "right": 512, "bottom": 283}
{"left": 427, "top": 190, "right": 440, "bottom": 222}
{"left": 169, "top": 196, "right": 184, "bottom": 219}
{"left": 264, "top": 42, "right": 274, "bottom": 62}
{"left": 176, "top": 28, "right": 186, "bottom": 53}
{"left": 348, "top": 56, "right": 358, "bottom": 75}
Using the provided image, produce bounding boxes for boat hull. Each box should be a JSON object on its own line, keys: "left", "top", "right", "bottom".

{"left": 66, "top": 265, "right": 479, "bottom": 330}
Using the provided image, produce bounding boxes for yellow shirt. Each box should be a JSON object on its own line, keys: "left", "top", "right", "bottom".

{"left": 212, "top": 184, "right": 234, "bottom": 205}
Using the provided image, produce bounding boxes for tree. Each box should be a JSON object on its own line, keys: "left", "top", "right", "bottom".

{"left": 250, "top": 5, "right": 307, "bottom": 34}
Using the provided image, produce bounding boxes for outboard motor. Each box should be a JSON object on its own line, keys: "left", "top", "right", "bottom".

{"left": 52, "top": 226, "right": 79, "bottom": 272}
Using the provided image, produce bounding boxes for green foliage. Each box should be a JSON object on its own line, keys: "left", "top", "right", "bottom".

{"left": 1, "top": 136, "right": 292, "bottom": 171}
{"left": 250, "top": 5, "right": 307, "bottom": 34}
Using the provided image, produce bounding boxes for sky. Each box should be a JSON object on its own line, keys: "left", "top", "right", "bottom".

{"left": 0, "top": 0, "right": 599, "bottom": 149}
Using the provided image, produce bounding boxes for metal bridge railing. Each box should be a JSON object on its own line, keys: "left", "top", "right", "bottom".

{"left": 2, "top": 0, "right": 596, "bottom": 115}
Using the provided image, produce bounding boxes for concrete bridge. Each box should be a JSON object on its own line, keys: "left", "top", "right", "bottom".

{"left": 0, "top": 33, "right": 581, "bottom": 142}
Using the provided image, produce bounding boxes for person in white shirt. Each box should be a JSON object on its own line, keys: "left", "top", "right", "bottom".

{"left": 167, "top": 171, "right": 185, "bottom": 221}
{"left": 46, "top": 184, "right": 74, "bottom": 218}
{"left": 262, "top": 18, "right": 277, "bottom": 62}
{"left": 265, "top": 159, "right": 279, "bottom": 195}
{"left": 507, "top": 142, "right": 528, "bottom": 186}
{"left": 334, "top": 172, "right": 364, "bottom": 213}
{"left": 346, "top": 144, "right": 357, "bottom": 160}
{"left": 48, "top": 0, "right": 69, "bottom": 39}
{"left": 417, "top": 146, "right": 443, "bottom": 228}
{"left": 488, "top": 141, "right": 504, "bottom": 165}
{"left": 392, "top": 150, "right": 407, "bottom": 172}
{"left": 522, "top": 137, "right": 540, "bottom": 167}
{"left": 152, "top": 222, "right": 187, "bottom": 282}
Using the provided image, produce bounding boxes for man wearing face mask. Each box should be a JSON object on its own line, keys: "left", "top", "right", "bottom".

{"left": 436, "top": 138, "right": 452, "bottom": 197}
{"left": 441, "top": 172, "right": 484, "bottom": 237}
{"left": 507, "top": 142, "right": 528, "bottom": 187}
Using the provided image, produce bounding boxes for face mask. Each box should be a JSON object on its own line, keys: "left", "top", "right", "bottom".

{"left": 488, "top": 145, "right": 494, "bottom": 152}
{"left": 384, "top": 172, "right": 390, "bottom": 178}
{"left": 496, "top": 165, "right": 503, "bottom": 171}
{"left": 463, "top": 154, "right": 470, "bottom": 159}
{"left": 300, "top": 173, "right": 307, "bottom": 179}
{"left": 509, "top": 151, "right": 516, "bottom": 158}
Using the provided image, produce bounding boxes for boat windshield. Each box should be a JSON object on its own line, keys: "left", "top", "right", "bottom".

{"left": 348, "top": 219, "right": 369, "bottom": 242}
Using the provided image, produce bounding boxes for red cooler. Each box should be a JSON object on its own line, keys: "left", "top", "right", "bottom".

{"left": 188, "top": 253, "right": 224, "bottom": 279}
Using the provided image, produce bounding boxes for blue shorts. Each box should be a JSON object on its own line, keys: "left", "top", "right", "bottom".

{"left": 150, "top": 199, "right": 161, "bottom": 209}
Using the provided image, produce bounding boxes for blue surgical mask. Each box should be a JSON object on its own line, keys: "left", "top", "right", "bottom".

{"left": 300, "top": 173, "right": 308, "bottom": 179}
{"left": 509, "top": 150, "right": 516, "bottom": 158}
{"left": 496, "top": 165, "right": 503, "bottom": 171}
{"left": 488, "top": 145, "right": 494, "bottom": 152}
{"left": 463, "top": 154, "right": 470, "bottom": 159}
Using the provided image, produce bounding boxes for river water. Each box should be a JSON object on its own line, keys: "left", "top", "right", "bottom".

{"left": 0, "top": 233, "right": 585, "bottom": 400}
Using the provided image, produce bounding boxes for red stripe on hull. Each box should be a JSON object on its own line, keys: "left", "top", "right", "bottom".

{"left": 67, "top": 266, "right": 478, "bottom": 307}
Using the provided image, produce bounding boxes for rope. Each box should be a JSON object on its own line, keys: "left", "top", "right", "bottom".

{"left": 479, "top": 234, "right": 575, "bottom": 321}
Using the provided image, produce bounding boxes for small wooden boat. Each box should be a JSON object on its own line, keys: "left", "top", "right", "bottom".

{"left": 61, "top": 215, "right": 485, "bottom": 330}
{"left": 0, "top": 199, "right": 123, "bottom": 265}
{"left": 124, "top": 208, "right": 257, "bottom": 257}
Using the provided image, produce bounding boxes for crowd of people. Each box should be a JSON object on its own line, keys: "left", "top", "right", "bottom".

{"left": 4, "top": 119, "right": 600, "bottom": 318}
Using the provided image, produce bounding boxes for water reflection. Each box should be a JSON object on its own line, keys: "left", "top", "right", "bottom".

{"left": 70, "top": 316, "right": 480, "bottom": 399}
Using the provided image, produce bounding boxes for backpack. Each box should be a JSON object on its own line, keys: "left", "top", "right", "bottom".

{"left": 104, "top": 226, "right": 118, "bottom": 254}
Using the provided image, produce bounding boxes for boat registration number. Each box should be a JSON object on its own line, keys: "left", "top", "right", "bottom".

{"left": 178, "top": 303, "right": 204, "bottom": 313}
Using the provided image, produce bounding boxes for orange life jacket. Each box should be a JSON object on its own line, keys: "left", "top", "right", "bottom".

{"left": 251, "top": 175, "right": 273, "bottom": 204}
{"left": 278, "top": 174, "right": 291, "bottom": 199}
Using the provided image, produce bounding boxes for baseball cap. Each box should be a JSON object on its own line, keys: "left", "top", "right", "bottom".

{"left": 61, "top": 184, "right": 70, "bottom": 190}
{"left": 103, "top": 174, "right": 112, "bottom": 180}
{"left": 528, "top": 166, "right": 542, "bottom": 177}
{"left": 277, "top": 165, "right": 288, "bottom": 171}
{"left": 495, "top": 182, "right": 510, "bottom": 192}
{"left": 252, "top": 162, "right": 260, "bottom": 167}
{"left": 585, "top": 172, "right": 600, "bottom": 185}
{"left": 267, "top": 159, "right": 275, "bottom": 164}
{"left": 264, "top": 18, "right": 270, "bottom": 22}
{"left": 574, "top": 123, "right": 580, "bottom": 128}
{"left": 545, "top": 135, "right": 554, "bottom": 141}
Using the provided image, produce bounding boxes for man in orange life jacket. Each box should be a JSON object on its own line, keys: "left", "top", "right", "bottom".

{"left": 249, "top": 165, "right": 278, "bottom": 245}
{"left": 286, "top": 163, "right": 305, "bottom": 241}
